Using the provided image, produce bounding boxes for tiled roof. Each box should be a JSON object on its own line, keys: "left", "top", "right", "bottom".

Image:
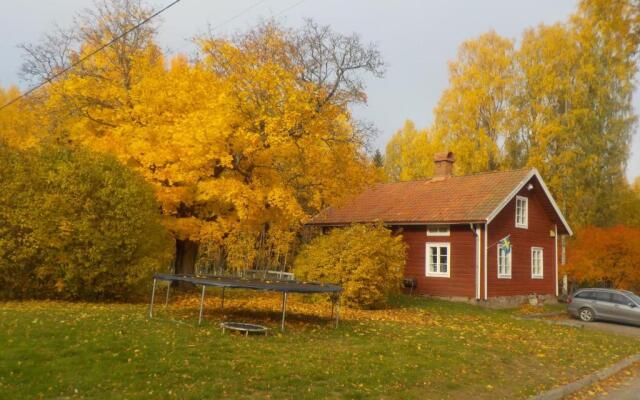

{"left": 310, "top": 169, "right": 533, "bottom": 225}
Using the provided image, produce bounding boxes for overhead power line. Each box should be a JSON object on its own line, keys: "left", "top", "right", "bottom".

{"left": 273, "top": 0, "right": 306, "bottom": 18}
{"left": 203, "top": 0, "right": 306, "bottom": 37}
{"left": 1, "top": 0, "right": 308, "bottom": 112}
{"left": 208, "top": 0, "right": 269, "bottom": 33}
{"left": 0, "top": 0, "right": 183, "bottom": 112}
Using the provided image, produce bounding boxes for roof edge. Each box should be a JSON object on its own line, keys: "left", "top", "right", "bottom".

{"left": 306, "top": 220, "right": 487, "bottom": 227}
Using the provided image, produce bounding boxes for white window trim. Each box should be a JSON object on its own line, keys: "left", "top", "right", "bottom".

{"left": 426, "top": 225, "right": 450, "bottom": 237}
{"left": 497, "top": 240, "right": 512, "bottom": 279}
{"left": 531, "top": 247, "right": 544, "bottom": 279}
{"left": 515, "top": 196, "right": 528, "bottom": 229}
{"left": 425, "top": 242, "right": 451, "bottom": 278}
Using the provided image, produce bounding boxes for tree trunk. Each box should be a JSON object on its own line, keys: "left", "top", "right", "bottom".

{"left": 174, "top": 239, "right": 199, "bottom": 275}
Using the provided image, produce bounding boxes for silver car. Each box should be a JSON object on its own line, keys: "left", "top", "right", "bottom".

{"left": 568, "top": 288, "right": 640, "bottom": 326}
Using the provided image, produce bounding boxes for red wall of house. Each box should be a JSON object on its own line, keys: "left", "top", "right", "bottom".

{"left": 486, "top": 177, "right": 557, "bottom": 297}
{"left": 399, "top": 225, "right": 477, "bottom": 298}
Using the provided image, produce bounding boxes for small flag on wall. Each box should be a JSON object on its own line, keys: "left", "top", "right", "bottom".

{"left": 499, "top": 236, "right": 511, "bottom": 253}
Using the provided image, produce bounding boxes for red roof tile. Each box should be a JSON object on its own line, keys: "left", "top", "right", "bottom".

{"left": 310, "top": 169, "right": 533, "bottom": 225}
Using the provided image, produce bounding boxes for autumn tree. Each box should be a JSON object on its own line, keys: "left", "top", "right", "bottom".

{"left": 0, "top": 86, "right": 44, "bottom": 148}
{"left": 410, "top": 0, "right": 639, "bottom": 228}
{"left": 432, "top": 31, "right": 516, "bottom": 175}
{"left": 614, "top": 178, "right": 640, "bottom": 228}
{"left": 372, "top": 149, "right": 384, "bottom": 168}
{"left": 510, "top": 0, "right": 640, "bottom": 227}
{"left": 19, "top": 2, "right": 384, "bottom": 274}
{"left": 0, "top": 86, "right": 22, "bottom": 147}
{"left": 508, "top": 23, "right": 580, "bottom": 223}
{"left": 384, "top": 120, "right": 436, "bottom": 181}
{"left": 18, "top": 0, "right": 162, "bottom": 149}
{"left": 565, "top": 225, "right": 640, "bottom": 291}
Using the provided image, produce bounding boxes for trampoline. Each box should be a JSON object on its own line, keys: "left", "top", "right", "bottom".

{"left": 148, "top": 273, "right": 343, "bottom": 331}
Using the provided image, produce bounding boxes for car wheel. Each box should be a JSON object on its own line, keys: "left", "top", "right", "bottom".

{"left": 579, "top": 307, "right": 594, "bottom": 322}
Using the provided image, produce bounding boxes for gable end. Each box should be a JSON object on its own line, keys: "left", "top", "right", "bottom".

{"left": 486, "top": 169, "right": 572, "bottom": 235}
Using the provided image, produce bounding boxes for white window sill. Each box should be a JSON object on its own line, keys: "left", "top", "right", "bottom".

{"left": 426, "top": 273, "right": 450, "bottom": 278}
{"left": 498, "top": 274, "right": 512, "bottom": 279}
{"left": 531, "top": 275, "right": 544, "bottom": 280}
{"left": 515, "top": 223, "right": 528, "bottom": 229}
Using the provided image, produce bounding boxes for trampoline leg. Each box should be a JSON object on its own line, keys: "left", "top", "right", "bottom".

{"left": 221, "top": 287, "right": 225, "bottom": 310}
{"left": 164, "top": 283, "right": 171, "bottom": 307}
{"left": 148, "top": 278, "right": 157, "bottom": 318}
{"left": 335, "top": 295, "right": 340, "bottom": 328}
{"left": 330, "top": 295, "right": 335, "bottom": 320}
{"left": 198, "top": 285, "right": 206, "bottom": 325}
{"left": 280, "top": 292, "right": 288, "bottom": 332}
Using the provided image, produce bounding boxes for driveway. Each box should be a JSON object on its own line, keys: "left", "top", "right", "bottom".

{"left": 558, "top": 319, "right": 640, "bottom": 339}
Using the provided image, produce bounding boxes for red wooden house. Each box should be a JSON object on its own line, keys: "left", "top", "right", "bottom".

{"left": 309, "top": 152, "right": 572, "bottom": 305}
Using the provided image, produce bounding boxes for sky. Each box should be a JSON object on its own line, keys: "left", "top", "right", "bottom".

{"left": 0, "top": 0, "right": 638, "bottom": 181}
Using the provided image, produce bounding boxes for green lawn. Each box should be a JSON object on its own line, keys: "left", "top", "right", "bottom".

{"left": 0, "top": 293, "right": 637, "bottom": 399}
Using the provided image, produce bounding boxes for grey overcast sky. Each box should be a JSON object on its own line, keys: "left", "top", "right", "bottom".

{"left": 1, "top": 0, "right": 638, "bottom": 181}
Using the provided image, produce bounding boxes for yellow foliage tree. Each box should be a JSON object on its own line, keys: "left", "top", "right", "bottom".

{"left": 0, "top": 86, "right": 44, "bottom": 148}
{"left": 398, "top": 0, "right": 639, "bottom": 228}
{"left": 18, "top": 2, "right": 384, "bottom": 274}
{"left": 384, "top": 120, "right": 436, "bottom": 181}
{"left": 433, "top": 31, "right": 516, "bottom": 175}
{"left": 508, "top": 23, "right": 580, "bottom": 220}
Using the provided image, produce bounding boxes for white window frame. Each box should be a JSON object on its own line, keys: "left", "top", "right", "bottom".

{"left": 515, "top": 196, "right": 528, "bottom": 228}
{"left": 425, "top": 242, "right": 451, "bottom": 278}
{"left": 531, "top": 247, "right": 544, "bottom": 279}
{"left": 497, "top": 240, "right": 512, "bottom": 279}
{"left": 426, "top": 225, "right": 450, "bottom": 237}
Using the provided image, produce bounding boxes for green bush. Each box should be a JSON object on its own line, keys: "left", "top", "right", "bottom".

{"left": 0, "top": 142, "right": 172, "bottom": 301}
{"left": 294, "top": 224, "right": 406, "bottom": 309}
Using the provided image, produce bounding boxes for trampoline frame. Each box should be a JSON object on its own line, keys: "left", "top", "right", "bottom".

{"left": 148, "top": 273, "right": 342, "bottom": 331}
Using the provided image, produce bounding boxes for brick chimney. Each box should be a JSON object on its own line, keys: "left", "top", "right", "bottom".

{"left": 434, "top": 151, "right": 455, "bottom": 177}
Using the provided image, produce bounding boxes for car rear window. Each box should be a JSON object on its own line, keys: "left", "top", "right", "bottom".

{"left": 622, "top": 291, "right": 640, "bottom": 304}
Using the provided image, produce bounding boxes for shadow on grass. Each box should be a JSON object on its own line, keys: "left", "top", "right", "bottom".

{"left": 151, "top": 288, "right": 339, "bottom": 331}
{"left": 149, "top": 289, "right": 501, "bottom": 333}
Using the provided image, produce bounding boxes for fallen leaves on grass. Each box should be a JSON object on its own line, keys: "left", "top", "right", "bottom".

{"left": 1, "top": 296, "right": 638, "bottom": 400}
{"left": 516, "top": 304, "right": 546, "bottom": 315}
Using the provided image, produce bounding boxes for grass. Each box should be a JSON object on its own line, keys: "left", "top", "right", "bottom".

{"left": 0, "top": 292, "right": 638, "bottom": 399}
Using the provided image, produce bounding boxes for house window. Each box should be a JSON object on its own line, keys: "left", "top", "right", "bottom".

{"left": 497, "top": 240, "right": 512, "bottom": 278}
{"left": 426, "top": 243, "right": 450, "bottom": 277}
{"left": 515, "top": 196, "right": 528, "bottom": 228}
{"left": 427, "top": 225, "right": 450, "bottom": 236}
{"left": 531, "top": 247, "right": 544, "bottom": 279}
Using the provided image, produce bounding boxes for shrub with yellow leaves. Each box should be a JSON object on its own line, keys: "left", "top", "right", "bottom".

{"left": 293, "top": 224, "right": 406, "bottom": 309}
{"left": 0, "top": 142, "right": 172, "bottom": 300}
